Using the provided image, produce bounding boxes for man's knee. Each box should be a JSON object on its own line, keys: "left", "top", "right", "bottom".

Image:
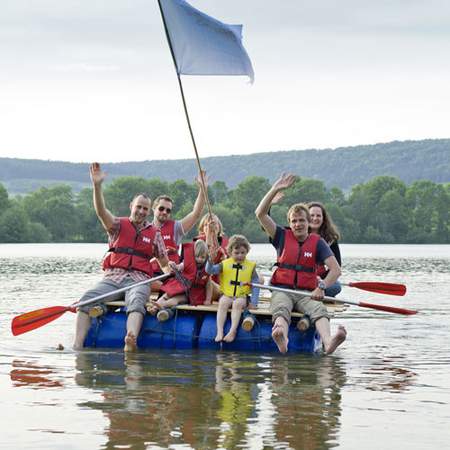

{"left": 272, "top": 306, "right": 291, "bottom": 325}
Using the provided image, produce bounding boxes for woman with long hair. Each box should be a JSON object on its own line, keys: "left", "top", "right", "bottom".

{"left": 308, "top": 202, "right": 342, "bottom": 297}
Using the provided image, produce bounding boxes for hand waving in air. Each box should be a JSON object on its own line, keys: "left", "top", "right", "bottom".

{"left": 89, "top": 162, "right": 107, "bottom": 186}
{"left": 272, "top": 173, "right": 297, "bottom": 192}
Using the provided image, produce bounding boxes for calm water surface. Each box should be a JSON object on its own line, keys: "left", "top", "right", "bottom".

{"left": 1, "top": 244, "right": 449, "bottom": 449}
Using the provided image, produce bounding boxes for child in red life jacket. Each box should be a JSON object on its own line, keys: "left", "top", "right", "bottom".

{"left": 206, "top": 235, "right": 260, "bottom": 343}
{"left": 148, "top": 239, "right": 212, "bottom": 322}
{"left": 195, "top": 214, "right": 229, "bottom": 301}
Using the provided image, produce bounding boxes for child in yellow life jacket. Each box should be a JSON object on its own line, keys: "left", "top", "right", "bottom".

{"left": 206, "top": 234, "right": 260, "bottom": 343}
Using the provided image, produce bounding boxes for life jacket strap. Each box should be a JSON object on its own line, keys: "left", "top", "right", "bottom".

{"left": 274, "top": 262, "right": 315, "bottom": 273}
{"left": 109, "top": 247, "right": 149, "bottom": 260}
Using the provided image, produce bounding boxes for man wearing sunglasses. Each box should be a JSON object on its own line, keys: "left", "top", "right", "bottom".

{"left": 150, "top": 171, "right": 208, "bottom": 278}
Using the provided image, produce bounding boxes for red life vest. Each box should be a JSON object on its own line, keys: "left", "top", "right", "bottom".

{"left": 151, "top": 220, "right": 180, "bottom": 273}
{"left": 271, "top": 230, "right": 320, "bottom": 290}
{"left": 194, "top": 233, "right": 228, "bottom": 283}
{"left": 102, "top": 217, "right": 156, "bottom": 276}
{"left": 160, "top": 242, "right": 210, "bottom": 305}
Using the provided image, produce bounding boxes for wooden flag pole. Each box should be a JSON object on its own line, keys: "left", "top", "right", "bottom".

{"left": 156, "top": 0, "right": 213, "bottom": 217}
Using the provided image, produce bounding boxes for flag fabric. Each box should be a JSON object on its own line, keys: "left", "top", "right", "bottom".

{"left": 159, "top": 0, "right": 254, "bottom": 82}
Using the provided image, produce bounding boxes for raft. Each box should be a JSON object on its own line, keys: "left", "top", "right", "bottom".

{"left": 84, "top": 303, "right": 345, "bottom": 353}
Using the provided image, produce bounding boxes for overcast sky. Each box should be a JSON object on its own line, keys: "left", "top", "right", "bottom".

{"left": 1, "top": 0, "right": 449, "bottom": 163}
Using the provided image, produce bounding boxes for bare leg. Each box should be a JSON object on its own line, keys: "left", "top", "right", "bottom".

{"left": 159, "top": 294, "right": 187, "bottom": 309}
{"left": 272, "top": 316, "right": 289, "bottom": 354}
{"left": 210, "top": 281, "right": 221, "bottom": 303}
{"left": 73, "top": 311, "right": 91, "bottom": 350}
{"left": 156, "top": 295, "right": 187, "bottom": 322}
{"left": 224, "top": 297, "right": 246, "bottom": 342}
{"left": 215, "top": 296, "right": 232, "bottom": 342}
{"left": 314, "top": 317, "right": 347, "bottom": 354}
{"left": 124, "top": 312, "right": 144, "bottom": 352}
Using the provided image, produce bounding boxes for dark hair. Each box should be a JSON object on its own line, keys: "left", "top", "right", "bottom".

{"left": 153, "top": 195, "right": 174, "bottom": 206}
{"left": 308, "top": 202, "right": 340, "bottom": 243}
{"left": 131, "top": 192, "right": 151, "bottom": 202}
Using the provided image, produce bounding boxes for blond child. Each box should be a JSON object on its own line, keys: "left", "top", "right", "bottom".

{"left": 206, "top": 235, "right": 260, "bottom": 343}
{"left": 150, "top": 239, "right": 212, "bottom": 321}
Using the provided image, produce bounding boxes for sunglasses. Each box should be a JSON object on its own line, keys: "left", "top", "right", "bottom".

{"left": 157, "top": 205, "right": 172, "bottom": 214}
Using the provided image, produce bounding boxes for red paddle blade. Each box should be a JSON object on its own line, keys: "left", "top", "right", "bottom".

{"left": 11, "top": 306, "right": 71, "bottom": 336}
{"left": 359, "top": 301, "right": 417, "bottom": 315}
{"left": 348, "top": 281, "right": 407, "bottom": 296}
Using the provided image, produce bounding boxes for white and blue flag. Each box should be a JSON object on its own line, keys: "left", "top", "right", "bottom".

{"left": 159, "top": 0, "right": 254, "bottom": 82}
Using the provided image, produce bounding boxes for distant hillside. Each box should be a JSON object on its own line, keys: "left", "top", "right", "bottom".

{"left": 1, "top": 139, "right": 449, "bottom": 194}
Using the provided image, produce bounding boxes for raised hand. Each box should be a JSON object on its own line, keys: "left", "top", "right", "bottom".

{"left": 272, "top": 173, "right": 296, "bottom": 192}
{"left": 89, "top": 162, "right": 107, "bottom": 186}
{"left": 195, "top": 169, "right": 209, "bottom": 191}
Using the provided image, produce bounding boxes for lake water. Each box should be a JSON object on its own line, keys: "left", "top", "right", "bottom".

{"left": 1, "top": 243, "right": 449, "bottom": 449}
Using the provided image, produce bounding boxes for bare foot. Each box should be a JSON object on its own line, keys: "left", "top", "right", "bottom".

{"left": 324, "top": 325, "right": 347, "bottom": 354}
{"left": 124, "top": 332, "right": 138, "bottom": 352}
{"left": 215, "top": 333, "right": 224, "bottom": 343}
{"left": 147, "top": 303, "right": 159, "bottom": 315}
{"left": 223, "top": 330, "right": 237, "bottom": 343}
{"left": 272, "top": 324, "right": 288, "bottom": 354}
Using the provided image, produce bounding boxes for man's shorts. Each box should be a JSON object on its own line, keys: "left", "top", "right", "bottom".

{"left": 78, "top": 277, "right": 150, "bottom": 316}
{"left": 270, "top": 289, "right": 329, "bottom": 325}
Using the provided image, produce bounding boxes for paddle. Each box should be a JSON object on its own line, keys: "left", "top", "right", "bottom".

{"left": 11, "top": 273, "right": 170, "bottom": 336}
{"left": 250, "top": 283, "right": 418, "bottom": 316}
{"left": 259, "top": 271, "right": 406, "bottom": 296}
{"left": 341, "top": 281, "right": 406, "bottom": 296}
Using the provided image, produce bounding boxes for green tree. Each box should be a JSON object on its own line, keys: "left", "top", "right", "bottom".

{"left": 23, "top": 185, "right": 78, "bottom": 241}
{"left": 0, "top": 204, "right": 30, "bottom": 243}
{"left": 282, "top": 178, "right": 328, "bottom": 205}
{"left": 347, "top": 176, "right": 407, "bottom": 242}
{"left": 75, "top": 187, "right": 106, "bottom": 242}
{"left": 169, "top": 180, "right": 197, "bottom": 216}
{"left": 28, "top": 222, "right": 51, "bottom": 242}
{"left": 0, "top": 183, "right": 9, "bottom": 211}
{"left": 210, "top": 181, "right": 229, "bottom": 205}
{"left": 104, "top": 177, "right": 151, "bottom": 217}
{"left": 230, "top": 176, "right": 271, "bottom": 218}
{"left": 405, "top": 180, "right": 450, "bottom": 242}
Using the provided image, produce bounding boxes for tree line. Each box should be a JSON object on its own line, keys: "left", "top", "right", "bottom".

{"left": 2, "top": 139, "right": 449, "bottom": 195}
{"left": 1, "top": 174, "right": 449, "bottom": 244}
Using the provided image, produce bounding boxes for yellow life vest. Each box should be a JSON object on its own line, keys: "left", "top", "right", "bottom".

{"left": 220, "top": 257, "right": 256, "bottom": 297}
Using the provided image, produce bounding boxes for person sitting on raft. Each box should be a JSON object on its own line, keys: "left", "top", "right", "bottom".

{"left": 270, "top": 193, "right": 343, "bottom": 298}
{"left": 206, "top": 234, "right": 260, "bottom": 343}
{"left": 308, "top": 201, "right": 342, "bottom": 297}
{"left": 255, "top": 173, "right": 346, "bottom": 355}
{"left": 148, "top": 239, "right": 212, "bottom": 321}
{"left": 73, "top": 163, "right": 169, "bottom": 352}
{"left": 194, "top": 214, "right": 228, "bottom": 301}
{"left": 149, "top": 171, "right": 208, "bottom": 291}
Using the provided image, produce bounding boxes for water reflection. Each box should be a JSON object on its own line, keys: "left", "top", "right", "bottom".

{"left": 358, "top": 356, "right": 417, "bottom": 393}
{"left": 74, "top": 351, "right": 346, "bottom": 449}
{"left": 10, "top": 359, "right": 64, "bottom": 389}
